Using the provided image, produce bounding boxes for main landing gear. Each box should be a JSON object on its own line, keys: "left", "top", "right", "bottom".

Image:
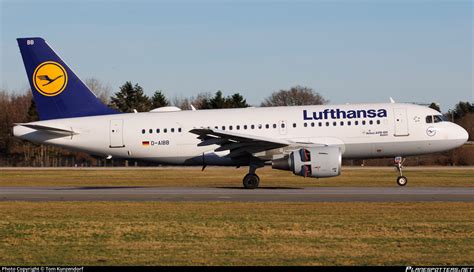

{"left": 242, "top": 162, "right": 264, "bottom": 189}
{"left": 394, "top": 156, "right": 408, "bottom": 186}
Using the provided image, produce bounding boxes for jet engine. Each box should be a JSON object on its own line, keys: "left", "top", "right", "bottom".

{"left": 272, "top": 146, "right": 341, "bottom": 178}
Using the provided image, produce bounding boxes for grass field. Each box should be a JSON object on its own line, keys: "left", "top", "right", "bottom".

{"left": 0, "top": 166, "right": 473, "bottom": 187}
{"left": 0, "top": 168, "right": 472, "bottom": 265}
{"left": 0, "top": 201, "right": 472, "bottom": 265}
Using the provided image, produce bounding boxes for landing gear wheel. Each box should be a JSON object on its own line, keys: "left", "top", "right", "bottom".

{"left": 397, "top": 176, "right": 408, "bottom": 186}
{"left": 243, "top": 174, "right": 260, "bottom": 189}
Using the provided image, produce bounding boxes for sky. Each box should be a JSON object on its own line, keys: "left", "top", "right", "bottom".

{"left": 1, "top": 0, "right": 472, "bottom": 111}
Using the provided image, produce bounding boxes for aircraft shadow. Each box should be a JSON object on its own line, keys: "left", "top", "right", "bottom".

{"left": 215, "top": 186, "right": 303, "bottom": 190}
{"left": 55, "top": 186, "right": 149, "bottom": 190}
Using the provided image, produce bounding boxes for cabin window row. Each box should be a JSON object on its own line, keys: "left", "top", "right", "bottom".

{"left": 298, "top": 119, "right": 382, "bottom": 128}
{"left": 214, "top": 123, "right": 285, "bottom": 131}
{"left": 142, "top": 128, "right": 182, "bottom": 134}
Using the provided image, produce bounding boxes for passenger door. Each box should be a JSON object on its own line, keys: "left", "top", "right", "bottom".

{"left": 109, "top": 119, "right": 125, "bottom": 148}
{"left": 393, "top": 108, "right": 409, "bottom": 136}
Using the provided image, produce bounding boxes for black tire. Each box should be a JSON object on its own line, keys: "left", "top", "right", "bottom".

{"left": 397, "top": 176, "right": 408, "bottom": 186}
{"left": 243, "top": 174, "right": 260, "bottom": 189}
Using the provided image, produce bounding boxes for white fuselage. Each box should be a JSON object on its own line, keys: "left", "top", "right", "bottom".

{"left": 13, "top": 103, "right": 468, "bottom": 165}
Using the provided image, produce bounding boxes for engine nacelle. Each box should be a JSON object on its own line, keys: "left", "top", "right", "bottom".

{"left": 272, "top": 146, "right": 341, "bottom": 178}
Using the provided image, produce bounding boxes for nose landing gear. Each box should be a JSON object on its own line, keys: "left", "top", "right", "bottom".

{"left": 394, "top": 156, "right": 408, "bottom": 186}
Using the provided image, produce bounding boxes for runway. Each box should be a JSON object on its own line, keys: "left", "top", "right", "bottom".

{"left": 1, "top": 187, "right": 473, "bottom": 202}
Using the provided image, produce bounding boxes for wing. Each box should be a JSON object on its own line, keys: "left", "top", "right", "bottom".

{"left": 189, "top": 128, "right": 292, "bottom": 159}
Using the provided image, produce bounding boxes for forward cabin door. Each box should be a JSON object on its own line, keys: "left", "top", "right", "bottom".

{"left": 393, "top": 108, "right": 409, "bottom": 136}
{"left": 109, "top": 119, "right": 125, "bottom": 148}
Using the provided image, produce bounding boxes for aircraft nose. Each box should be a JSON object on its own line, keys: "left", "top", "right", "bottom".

{"left": 459, "top": 126, "right": 469, "bottom": 143}
{"left": 451, "top": 123, "right": 469, "bottom": 144}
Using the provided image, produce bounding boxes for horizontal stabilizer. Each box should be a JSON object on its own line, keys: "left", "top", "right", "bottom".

{"left": 15, "top": 123, "right": 77, "bottom": 135}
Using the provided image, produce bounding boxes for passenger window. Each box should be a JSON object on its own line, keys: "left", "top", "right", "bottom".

{"left": 222, "top": 126, "right": 225, "bottom": 130}
{"left": 229, "top": 126, "right": 233, "bottom": 130}
{"left": 362, "top": 120, "right": 366, "bottom": 125}
{"left": 304, "top": 123, "right": 308, "bottom": 128}
{"left": 333, "top": 121, "right": 337, "bottom": 126}
{"left": 178, "top": 128, "right": 182, "bottom": 132}
{"left": 326, "top": 122, "right": 330, "bottom": 127}
{"left": 293, "top": 123, "right": 297, "bottom": 128}
{"left": 426, "top": 116, "right": 433, "bottom": 123}
{"left": 311, "top": 122, "right": 315, "bottom": 127}
{"left": 244, "top": 125, "right": 248, "bottom": 130}
{"left": 348, "top": 121, "right": 351, "bottom": 126}
{"left": 251, "top": 125, "right": 255, "bottom": 129}
{"left": 236, "top": 125, "right": 240, "bottom": 130}
{"left": 156, "top": 129, "right": 160, "bottom": 133}
{"left": 355, "top": 121, "right": 359, "bottom": 125}
{"left": 340, "top": 121, "right": 344, "bottom": 126}
{"left": 149, "top": 129, "right": 153, "bottom": 134}
{"left": 273, "top": 124, "right": 277, "bottom": 129}
{"left": 281, "top": 123, "right": 285, "bottom": 128}
{"left": 142, "top": 129, "right": 145, "bottom": 134}
{"left": 369, "top": 120, "right": 373, "bottom": 125}
{"left": 318, "top": 122, "right": 322, "bottom": 127}
{"left": 376, "top": 120, "right": 380, "bottom": 125}
{"left": 164, "top": 128, "right": 167, "bottom": 133}
{"left": 265, "top": 124, "right": 269, "bottom": 129}
{"left": 258, "top": 124, "right": 262, "bottom": 129}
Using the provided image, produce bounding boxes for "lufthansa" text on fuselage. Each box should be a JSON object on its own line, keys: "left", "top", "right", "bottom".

{"left": 303, "top": 109, "right": 388, "bottom": 120}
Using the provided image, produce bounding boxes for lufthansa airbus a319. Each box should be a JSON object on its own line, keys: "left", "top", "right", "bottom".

{"left": 13, "top": 37, "right": 469, "bottom": 188}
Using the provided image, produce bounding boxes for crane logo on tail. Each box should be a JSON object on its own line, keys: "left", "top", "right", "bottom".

{"left": 33, "top": 61, "right": 68, "bottom": 96}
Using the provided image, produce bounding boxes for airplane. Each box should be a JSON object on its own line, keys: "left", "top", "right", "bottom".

{"left": 13, "top": 37, "right": 469, "bottom": 189}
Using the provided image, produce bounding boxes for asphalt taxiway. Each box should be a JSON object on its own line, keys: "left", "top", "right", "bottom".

{"left": 1, "top": 187, "right": 473, "bottom": 202}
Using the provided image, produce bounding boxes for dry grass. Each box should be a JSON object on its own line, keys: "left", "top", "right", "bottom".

{"left": 0, "top": 201, "right": 472, "bottom": 265}
{"left": 0, "top": 167, "right": 473, "bottom": 187}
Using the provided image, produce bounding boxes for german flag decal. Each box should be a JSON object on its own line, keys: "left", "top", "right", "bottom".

{"left": 142, "top": 141, "right": 150, "bottom": 146}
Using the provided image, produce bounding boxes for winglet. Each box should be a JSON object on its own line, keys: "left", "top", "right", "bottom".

{"left": 389, "top": 97, "right": 395, "bottom": 103}
{"left": 190, "top": 104, "right": 197, "bottom": 111}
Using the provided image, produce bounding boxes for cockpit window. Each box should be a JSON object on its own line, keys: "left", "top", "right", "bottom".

{"left": 434, "top": 115, "right": 448, "bottom": 122}
{"left": 427, "top": 115, "right": 447, "bottom": 124}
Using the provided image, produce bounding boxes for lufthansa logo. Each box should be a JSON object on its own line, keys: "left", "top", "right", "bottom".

{"left": 426, "top": 126, "right": 436, "bottom": 137}
{"left": 33, "top": 61, "right": 68, "bottom": 96}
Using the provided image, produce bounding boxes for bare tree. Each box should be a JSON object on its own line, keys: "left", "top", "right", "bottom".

{"left": 261, "top": 86, "right": 327, "bottom": 107}
{"left": 84, "top": 77, "right": 112, "bottom": 104}
{"left": 172, "top": 96, "right": 191, "bottom": 110}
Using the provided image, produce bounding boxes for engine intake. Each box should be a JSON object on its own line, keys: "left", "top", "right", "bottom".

{"left": 272, "top": 146, "right": 341, "bottom": 178}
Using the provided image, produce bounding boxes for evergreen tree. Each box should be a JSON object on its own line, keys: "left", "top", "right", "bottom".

{"left": 26, "top": 99, "right": 39, "bottom": 122}
{"left": 225, "top": 93, "right": 249, "bottom": 108}
{"left": 209, "top": 91, "right": 226, "bottom": 109}
{"left": 151, "top": 90, "right": 170, "bottom": 109}
{"left": 110, "top": 82, "right": 151, "bottom": 112}
{"left": 454, "top": 101, "right": 473, "bottom": 119}
{"left": 428, "top": 102, "right": 440, "bottom": 113}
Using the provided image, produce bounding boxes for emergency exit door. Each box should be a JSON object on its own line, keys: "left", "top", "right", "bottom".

{"left": 393, "top": 108, "right": 409, "bottom": 136}
{"left": 109, "top": 119, "right": 125, "bottom": 148}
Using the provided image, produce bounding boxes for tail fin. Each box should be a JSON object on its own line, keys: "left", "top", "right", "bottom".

{"left": 17, "top": 37, "right": 118, "bottom": 120}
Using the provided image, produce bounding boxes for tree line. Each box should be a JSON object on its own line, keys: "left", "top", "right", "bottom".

{"left": 0, "top": 79, "right": 472, "bottom": 166}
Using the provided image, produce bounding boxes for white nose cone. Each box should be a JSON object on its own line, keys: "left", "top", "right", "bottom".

{"left": 460, "top": 126, "right": 469, "bottom": 143}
